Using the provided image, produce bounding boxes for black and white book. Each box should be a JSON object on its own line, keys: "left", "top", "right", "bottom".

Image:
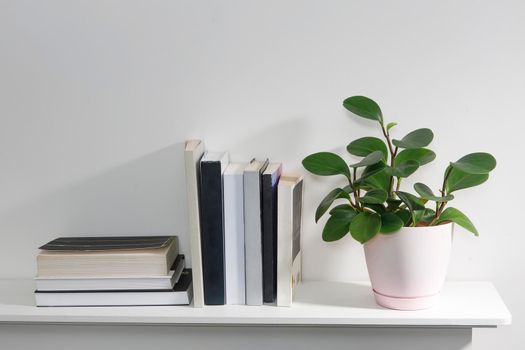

{"left": 199, "top": 151, "right": 229, "bottom": 305}
{"left": 37, "top": 236, "right": 179, "bottom": 277}
{"left": 262, "top": 163, "right": 282, "bottom": 303}
{"left": 277, "top": 175, "right": 304, "bottom": 307}
{"left": 35, "top": 255, "right": 185, "bottom": 291}
{"left": 35, "top": 269, "right": 193, "bottom": 307}
{"left": 243, "top": 158, "right": 269, "bottom": 306}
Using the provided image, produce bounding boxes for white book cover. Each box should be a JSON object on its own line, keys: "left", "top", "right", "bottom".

{"left": 35, "top": 270, "right": 193, "bottom": 307}
{"left": 223, "top": 163, "right": 247, "bottom": 305}
{"left": 243, "top": 159, "right": 269, "bottom": 306}
{"left": 35, "top": 255, "right": 185, "bottom": 291}
{"left": 184, "top": 140, "right": 206, "bottom": 307}
{"left": 277, "top": 175, "right": 304, "bottom": 307}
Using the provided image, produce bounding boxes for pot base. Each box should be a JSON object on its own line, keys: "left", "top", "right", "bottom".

{"left": 373, "top": 290, "right": 440, "bottom": 310}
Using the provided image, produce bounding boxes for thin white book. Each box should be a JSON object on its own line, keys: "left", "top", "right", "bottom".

{"left": 35, "top": 255, "right": 185, "bottom": 291}
{"left": 277, "top": 175, "right": 304, "bottom": 307}
{"left": 243, "top": 159, "right": 269, "bottom": 306}
{"left": 35, "top": 270, "right": 193, "bottom": 307}
{"left": 223, "top": 163, "right": 247, "bottom": 305}
{"left": 184, "top": 140, "right": 206, "bottom": 308}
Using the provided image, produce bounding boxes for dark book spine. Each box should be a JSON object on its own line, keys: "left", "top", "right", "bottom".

{"left": 262, "top": 174, "right": 278, "bottom": 303}
{"left": 199, "top": 161, "right": 225, "bottom": 305}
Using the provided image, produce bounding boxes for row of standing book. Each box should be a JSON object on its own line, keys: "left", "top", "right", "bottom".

{"left": 185, "top": 140, "right": 303, "bottom": 307}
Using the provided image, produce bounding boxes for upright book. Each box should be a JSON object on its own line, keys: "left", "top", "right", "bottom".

{"left": 199, "top": 151, "right": 229, "bottom": 305}
{"left": 37, "top": 236, "right": 179, "bottom": 277}
{"left": 184, "top": 140, "right": 206, "bottom": 307}
{"left": 223, "top": 163, "right": 247, "bottom": 305}
{"left": 243, "top": 158, "right": 269, "bottom": 306}
{"left": 277, "top": 175, "right": 304, "bottom": 307}
{"left": 261, "top": 163, "right": 282, "bottom": 303}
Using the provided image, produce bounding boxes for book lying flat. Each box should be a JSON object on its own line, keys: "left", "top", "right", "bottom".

{"left": 37, "top": 236, "right": 179, "bottom": 277}
{"left": 35, "top": 269, "right": 193, "bottom": 307}
{"left": 35, "top": 255, "right": 185, "bottom": 291}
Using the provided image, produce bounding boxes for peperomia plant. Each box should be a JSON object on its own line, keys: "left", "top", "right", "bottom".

{"left": 302, "top": 96, "right": 496, "bottom": 244}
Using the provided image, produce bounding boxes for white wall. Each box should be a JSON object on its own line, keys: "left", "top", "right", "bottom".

{"left": 0, "top": 0, "right": 523, "bottom": 348}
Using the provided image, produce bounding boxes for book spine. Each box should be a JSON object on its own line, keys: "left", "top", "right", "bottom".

{"left": 244, "top": 171, "right": 263, "bottom": 305}
{"left": 276, "top": 181, "right": 292, "bottom": 307}
{"left": 223, "top": 171, "right": 246, "bottom": 304}
{"left": 199, "top": 161, "right": 226, "bottom": 305}
{"left": 262, "top": 174, "right": 279, "bottom": 303}
{"left": 184, "top": 144, "right": 205, "bottom": 307}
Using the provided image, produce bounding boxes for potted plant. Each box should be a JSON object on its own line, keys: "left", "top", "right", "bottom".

{"left": 302, "top": 96, "right": 496, "bottom": 310}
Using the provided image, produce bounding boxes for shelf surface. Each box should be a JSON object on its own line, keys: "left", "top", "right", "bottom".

{"left": 0, "top": 279, "right": 511, "bottom": 327}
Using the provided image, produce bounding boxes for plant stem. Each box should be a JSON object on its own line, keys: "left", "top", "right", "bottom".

{"left": 430, "top": 167, "right": 453, "bottom": 225}
{"left": 346, "top": 175, "right": 361, "bottom": 211}
{"left": 380, "top": 123, "right": 398, "bottom": 197}
{"left": 381, "top": 123, "right": 395, "bottom": 157}
{"left": 395, "top": 177, "right": 402, "bottom": 192}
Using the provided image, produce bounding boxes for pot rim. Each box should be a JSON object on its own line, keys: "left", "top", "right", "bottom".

{"left": 394, "top": 222, "right": 453, "bottom": 230}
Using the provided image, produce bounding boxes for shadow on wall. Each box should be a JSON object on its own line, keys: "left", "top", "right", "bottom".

{"left": 1, "top": 142, "right": 190, "bottom": 276}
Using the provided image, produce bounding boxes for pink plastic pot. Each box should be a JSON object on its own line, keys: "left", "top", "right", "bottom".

{"left": 363, "top": 223, "right": 454, "bottom": 310}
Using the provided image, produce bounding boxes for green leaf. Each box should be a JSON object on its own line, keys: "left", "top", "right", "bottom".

{"left": 350, "top": 151, "right": 384, "bottom": 168}
{"left": 445, "top": 167, "right": 489, "bottom": 193}
{"left": 343, "top": 96, "right": 383, "bottom": 123}
{"left": 450, "top": 152, "right": 496, "bottom": 174}
{"left": 395, "top": 191, "right": 426, "bottom": 212}
{"left": 386, "top": 198, "right": 403, "bottom": 211}
{"left": 412, "top": 208, "right": 436, "bottom": 226}
{"left": 363, "top": 203, "right": 386, "bottom": 214}
{"left": 414, "top": 183, "right": 454, "bottom": 202}
{"left": 385, "top": 160, "right": 419, "bottom": 178}
{"left": 322, "top": 210, "right": 357, "bottom": 242}
{"left": 303, "top": 152, "right": 351, "bottom": 179}
{"left": 386, "top": 122, "right": 397, "bottom": 131}
{"left": 358, "top": 189, "right": 388, "bottom": 204}
{"left": 395, "top": 148, "right": 436, "bottom": 167}
{"left": 349, "top": 212, "right": 381, "bottom": 243}
{"left": 392, "top": 128, "right": 434, "bottom": 149}
{"left": 347, "top": 137, "right": 388, "bottom": 161}
{"left": 362, "top": 169, "right": 390, "bottom": 192}
{"left": 436, "top": 207, "right": 478, "bottom": 236}
{"left": 421, "top": 208, "right": 436, "bottom": 222}
{"left": 360, "top": 162, "right": 387, "bottom": 180}
{"left": 329, "top": 204, "right": 353, "bottom": 215}
{"left": 395, "top": 208, "right": 411, "bottom": 225}
{"left": 315, "top": 188, "right": 350, "bottom": 223}
{"left": 380, "top": 212, "right": 404, "bottom": 234}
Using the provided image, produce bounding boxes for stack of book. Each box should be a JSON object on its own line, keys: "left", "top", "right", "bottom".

{"left": 185, "top": 140, "right": 304, "bottom": 307}
{"left": 34, "top": 236, "right": 193, "bottom": 307}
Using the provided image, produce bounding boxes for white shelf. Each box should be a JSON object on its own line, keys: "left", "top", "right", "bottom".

{"left": 0, "top": 279, "right": 511, "bottom": 327}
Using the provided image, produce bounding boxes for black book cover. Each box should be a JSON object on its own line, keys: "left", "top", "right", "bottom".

{"left": 39, "top": 236, "right": 174, "bottom": 251}
{"left": 262, "top": 165, "right": 281, "bottom": 303}
{"left": 199, "top": 159, "right": 226, "bottom": 305}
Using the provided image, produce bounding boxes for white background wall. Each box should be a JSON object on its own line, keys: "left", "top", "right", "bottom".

{"left": 0, "top": 0, "right": 523, "bottom": 348}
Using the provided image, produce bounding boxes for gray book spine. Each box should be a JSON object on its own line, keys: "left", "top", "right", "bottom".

{"left": 244, "top": 169, "right": 263, "bottom": 305}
